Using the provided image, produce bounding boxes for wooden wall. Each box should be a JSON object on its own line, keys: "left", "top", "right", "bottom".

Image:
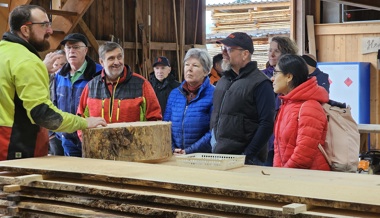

{"left": 315, "top": 21, "right": 380, "bottom": 149}
{"left": 21, "top": 0, "right": 206, "bottom": 81}
{"left": 79, "top": 0, "right": 205, "bottom": 80}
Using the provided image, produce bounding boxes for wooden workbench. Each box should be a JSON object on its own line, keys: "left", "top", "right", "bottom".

{"left": 0, "top": 156, "right": 378, "bottom": 217}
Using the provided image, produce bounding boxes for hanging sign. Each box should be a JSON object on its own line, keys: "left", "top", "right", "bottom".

{"left": 362, "top": 37, "right": 380, "bottom": 54}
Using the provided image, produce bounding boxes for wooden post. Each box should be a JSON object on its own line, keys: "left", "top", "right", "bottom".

{"left": 173, "top": 0, "right": 181, "bottom": 81}
{"left": 193, "top": 0, "right": 199, "bottom": 45}
{"left": 306, "top": 15, "right": 316, "bottom": 56}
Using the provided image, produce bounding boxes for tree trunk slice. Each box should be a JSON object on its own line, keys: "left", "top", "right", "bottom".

{"left": 82, "top": 121, "right": 172, "bottom": 163}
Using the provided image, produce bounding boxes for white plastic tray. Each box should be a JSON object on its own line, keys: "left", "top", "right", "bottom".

{"left": 175, "top": 153, "right": 245, "bottom": 170}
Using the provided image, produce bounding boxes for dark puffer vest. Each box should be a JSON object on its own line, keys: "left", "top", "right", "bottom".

{"left": 211, "top": 61, "right": 270, "bottom": 154}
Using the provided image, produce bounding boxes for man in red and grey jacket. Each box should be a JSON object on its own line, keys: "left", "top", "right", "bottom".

{"left": 77, "top": 42, "right": 162, "bottom": 126}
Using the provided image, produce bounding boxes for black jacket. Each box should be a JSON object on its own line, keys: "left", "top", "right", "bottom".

{"left": 149, "top": 72, "right": 180, "bottom": 115}
{"left": 210, "top": 61, "right": 275, "bottom": 160}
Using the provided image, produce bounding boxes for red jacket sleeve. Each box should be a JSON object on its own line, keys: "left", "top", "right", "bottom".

{"left": 143, "top": 80, "right": 162, "bottom": 121}
{"left": 76, "top": 85, "right": 90, "bottom": 142}
{"left": 77, "top": 85, "right": 90, "bottom": 118}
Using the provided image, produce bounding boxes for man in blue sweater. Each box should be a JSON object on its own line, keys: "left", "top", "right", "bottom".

{"left": 210, "top": 32, "right": 275, "bottom": 165}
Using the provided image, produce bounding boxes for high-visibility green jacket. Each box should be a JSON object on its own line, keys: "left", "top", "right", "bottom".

{"left": 0, "top": 32, "right": 87, "bottom": 160}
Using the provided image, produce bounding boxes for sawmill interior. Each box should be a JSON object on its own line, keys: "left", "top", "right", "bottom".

{"left": 0, "top": 0, "right": 380, "bottom": 217}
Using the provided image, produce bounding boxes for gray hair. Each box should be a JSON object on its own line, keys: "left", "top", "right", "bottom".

{"left": 98, "top": 41, "right": 124, "bottom": 60}
{"left": 183, "top": 48, "right": 212, "bottom": 73}
{"left": 54, "top": 49, "right": 65, "bottom": 55}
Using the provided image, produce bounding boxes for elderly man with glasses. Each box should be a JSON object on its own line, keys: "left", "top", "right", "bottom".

{"left": 210, "top": 32, "right": 275, "bottom": 165}
{"left": 52, "top": 33, "right": 103, "bottom": 157}
{"left": 0, "top": 5, "right": 106, "bottom": 161}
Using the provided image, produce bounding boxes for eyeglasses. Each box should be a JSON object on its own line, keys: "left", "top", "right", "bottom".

{"left": 24, "top": 21, "right": 52, "bottom": 28}
{"left": 64, "top": 45, "right": 87, "bottom": 51}
{"left": 273, "top": 69, "right": 283, "bottom": 77}
{"left": 220, "top": 46, "right": 245, "bottom": 53}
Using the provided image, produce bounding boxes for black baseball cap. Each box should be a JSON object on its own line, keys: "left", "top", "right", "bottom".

{"left": 217, "top": 32, "right": 254, "bottom": 54}
{"left": 60, "top": 33, "right": 89, "bottom": 46}
{"left": 153, "top": 56, "right": 170, "bottom": 67}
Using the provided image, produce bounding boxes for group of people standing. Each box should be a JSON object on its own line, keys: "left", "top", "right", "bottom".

{"left": 0, "top": 4, "right": 332, "bottom": 172}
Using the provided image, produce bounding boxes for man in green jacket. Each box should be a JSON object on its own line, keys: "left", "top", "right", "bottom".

{"left": 0, "top": 5, "right": 106, "bottom": 160}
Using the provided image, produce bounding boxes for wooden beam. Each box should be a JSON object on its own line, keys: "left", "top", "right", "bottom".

{"left": 47, "top": 9, "right": 77, "bottom": 17}
{"left": 306, "top": 15, "right": 316, "bottom": 56}
{"left": 200, "top": 0, "right": 206, "bottom": 45}
{"left": 207, "top": 2, "right": 290, "bottom": 11}
{"left": 0, "top": 3, "right": 8, "bottom": 36}
{"left": 293, "top": 0, "right": 305, "bottom": 54}
{"left": 315, "top": 22, "right": 380, "bottom": 35}
{"left": 179, "top": 0, "right": 186, "bottom": 81}
{"left": 49, "top": 0, "right": 95, "bottom": 49}
{"left": 9, "top": 0, "right": 31, "bottom": 11}
{"left": 290, "top": 0, "right": 296, "bottom": 41}
{"left": 135, "top": 0, "right": 151, "bottom": 78}
{"left": 193, "top": 0, "right": 199, "bottom": 45}
{"left": 321, "top": 0, "right": 380, "bottom": 11}
{"left": 78, "top": 18, "right": 99, "bottom": 52}
{"left": 315, "top": 0, "right": 321, "bottom": 24}
{"left": 173, "top": 0, "right": 181, "bottom": 80}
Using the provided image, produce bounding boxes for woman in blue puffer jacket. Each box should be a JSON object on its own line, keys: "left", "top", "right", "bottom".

{"left": 164, "top": 48, "right": 214, "bottom": 155}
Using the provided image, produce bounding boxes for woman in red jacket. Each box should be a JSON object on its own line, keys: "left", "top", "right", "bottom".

{"left": 272, "top": 54, "right": 330, "bottom": 171}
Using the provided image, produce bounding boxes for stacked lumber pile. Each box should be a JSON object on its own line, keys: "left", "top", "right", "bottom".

{"left": 0, "top": 156, "right": 379, "bottom": 217}
{"left": 211, "top": 8, "right": 290, "bottom": 33}
{"left": 206, "top": 0, "right": 291, "bottom": 70}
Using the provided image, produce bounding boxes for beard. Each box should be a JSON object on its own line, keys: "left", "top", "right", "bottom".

{"left": 105, "top": 65, "right": 124, "bottom": 82}
{"left": 221, "top": 59, "right": 231, "bottom": 71}
{"left": 29, "top": 31, "right": 50, "bottom": 52}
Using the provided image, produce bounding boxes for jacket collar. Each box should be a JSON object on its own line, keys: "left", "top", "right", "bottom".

{"left": 224, "top": 61, "right": 258, "bottom": 80}
{"left": 2, "top": 32, "right": 40, "bottom": 58}
{"left": 179, "top": 76, "right": 211, "bottom": 100}
{"left": 99, "top": 65, "right": 133, "bottom": 84}
{"left": 308, "top": 68, "right": 322, "bottom": 77}
{"left": 149, "top": 72, "right": 176, "bottom": 87}
{"left": 58, "top": 55, "right": 99, "bottom": 80}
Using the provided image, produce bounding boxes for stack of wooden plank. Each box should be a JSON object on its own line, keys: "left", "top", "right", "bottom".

{"left": 211, "top": 9, "right": 290, "bottom": 33}
{"left": 208, "top": 1, "right": 291, "bottom": 34}
{"left": 206, "top": 1, "right": 291, "bottom": 70}
{"left": 0, "top": 156, "right": 379, "bottom": 217}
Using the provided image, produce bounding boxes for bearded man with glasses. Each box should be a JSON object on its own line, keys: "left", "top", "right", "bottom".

{"left": 0, "top": 5, "right": 106, "bottom": 161}
{"left": 52, "top": 33, "right": 103, "bottom": 157}
{"left": 210, "top": 32, "right": 275, "bottom": 165}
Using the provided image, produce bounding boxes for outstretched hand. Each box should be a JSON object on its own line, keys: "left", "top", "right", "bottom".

{"left": 43, "top": 52, "right": 65, "bottom": 74}
{"left": 173, "top": 148, "right": 186, "bottom": 155}
{"left": 86, "top": 117, "right": 107, "bottom": 128}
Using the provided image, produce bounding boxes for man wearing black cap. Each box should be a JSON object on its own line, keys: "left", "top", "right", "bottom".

{"left": 302, "top": 53, "right": 330, "bottom": 93}
{"left": 0, "top": 5, "right": 106, "bottom": 161}
{"left": 149, "top": 56, "right": 180, "bottom": 115}
{"left": 53, "top": 33, "right": 103, "bottom": 157}
{"left": 210, "top": 32, "right": 275, "bottom": 165}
